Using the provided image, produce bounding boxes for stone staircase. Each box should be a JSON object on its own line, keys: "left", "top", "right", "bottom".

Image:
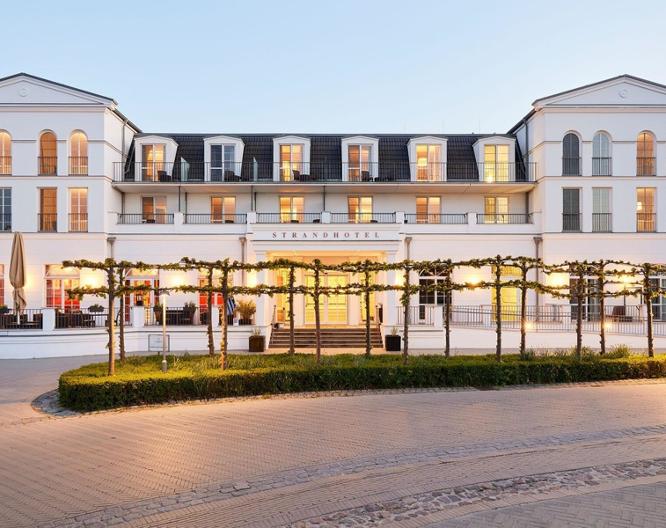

{"left": 269, "top": 327, "right": 383, "bottom": 349}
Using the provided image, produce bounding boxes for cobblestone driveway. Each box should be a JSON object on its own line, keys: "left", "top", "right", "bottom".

{"left": 0, "top": 356, "right": 665, "bottom": 527}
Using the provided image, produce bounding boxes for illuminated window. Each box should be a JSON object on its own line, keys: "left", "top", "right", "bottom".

{"left": 415, "top": 144, "right": 442, "bottom": 181}
{"left": 211, "top": 196, "right": 236, "bottom": 223}
{"left": 279, "top": 196, "right": 304, "bottom": 222}
{"left": 141, "top": 144, "right": 166, "bottom": 181}
{"left": 0, "top": 131, "right": 11, "bottom": 175}
{"left": 348, "top": 145, "right": 372, "bottom": 181}
{"left": 562, "top": 133, "right": 580, "bottom": 175}
{"left": 39, "top": 188, "right": 57, "bottom": 232}
{"left": 483, "top": 145, "right": 509, "bottom": 182}
{"left": 636, "top": 187, "right": 656, "bottom": 232}
{"left": 637, "top": 132, "right": 655, "bottom": 176}
{"left": 45, "top": 264, "right": 80, "bottom": 312}
{"left": 0, "top": 264, "right": 4, "bottom": 305}
{"left": 198, "top": 275, "right": 224, "bottom": 314}
{"left": 69, "top": 131, "right": 88, "bottom": 175}
{"left": 348, "top": 196, "right": 373, "bottom": 223}
{"left": 69, "top": 188, "right": 88, "bottom": 232}
{"left": 0, "top": 188, "right": 10, "bottom": 232}
{"left": 142, "top": 196, "right": 167, "bottom": 223}
{"left": 39, "top": 131, "right": 57, "bottom": 175}
{"left": 484, "top": 196, "right": 508, "bottom": 223}
{"left": 416, "top": 196, "right": 440, "bottom": 223}
{"left": 279, "top": 144, "right": 303, "bottom": 181}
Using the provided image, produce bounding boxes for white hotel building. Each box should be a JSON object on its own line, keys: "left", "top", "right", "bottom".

{"left": 0, "top": 72, "right": 665, "bottom": 357}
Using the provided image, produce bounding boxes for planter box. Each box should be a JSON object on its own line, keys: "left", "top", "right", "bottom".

{"left": 385, "top": 334, "right": 401, "bottom": 352}
{"left": 249, "top": 335, "right": 265, "bottom": 353}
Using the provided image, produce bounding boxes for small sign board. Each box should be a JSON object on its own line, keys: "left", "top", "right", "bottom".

{"left": 148, "top": 333, "right": 170, "bottom": 352}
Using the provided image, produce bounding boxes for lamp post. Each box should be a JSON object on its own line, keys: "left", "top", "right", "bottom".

{"left": 160, "top": 291, "right": 167, "bottom": 372}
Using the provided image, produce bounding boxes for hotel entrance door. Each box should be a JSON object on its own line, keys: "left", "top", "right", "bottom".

{"left": 305, "top": 272, "right": 348, "bottom": 325}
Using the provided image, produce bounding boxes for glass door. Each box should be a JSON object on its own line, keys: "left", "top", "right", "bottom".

{"left": 304, "top": 272, "right": 348, "bottom": 325}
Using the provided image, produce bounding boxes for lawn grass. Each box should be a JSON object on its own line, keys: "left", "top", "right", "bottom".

{"left": 59, "top": 352, "right": 666, "bottom": 412}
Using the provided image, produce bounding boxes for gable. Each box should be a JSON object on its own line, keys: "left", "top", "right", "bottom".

{"left": 0, "top": 74, "right": 114, "bottom": 106}
{"left": 534, "top": 76, "right": 666, "bottom": 108}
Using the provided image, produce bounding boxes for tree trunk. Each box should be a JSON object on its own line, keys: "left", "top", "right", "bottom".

{"left": 207, "top": 268, "right": 214, "bottom": 356}
{"left": 519, "top": 279, "right": 527, "bottom": 357}
{"left": 364, "top": 265, "right": 371, "bottom": 357}
{"left": 599, "top": 275, "right": 606, "bottom": 355}
{"left": 221, "top": 269, "right": 229, "bottom": 370}
{"left": 107, "top": 270, "right": 116, "bottom": 376}
{"left": 288, "top": 265, "right": 295, "bottom": 355}
{"left": 402, "top": 267, "right": 410, "bottom": 362}
{"left": 119, "top": 292, "right": 126, "bottom": 362}
{"left": 444, "top": 272, "right": 451, "bottom": 358}
{"left": 314, "top": 264, "right": 321, "bottom": 364}
{"left": 645, "top": 274, "right": 654, "bottom": 358}
{"left": 576, "top": 274, "right": 583, "bottom": 359}
{"left": 494, "top": 263, "right": 502, "bottom": 362}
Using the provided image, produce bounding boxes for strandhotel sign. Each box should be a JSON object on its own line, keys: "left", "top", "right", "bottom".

{"left": 252, "top": 227, "right": 401, "bottom": 242}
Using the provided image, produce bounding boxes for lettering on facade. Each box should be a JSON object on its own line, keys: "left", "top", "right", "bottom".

{"left": 270, "top": 231, "right": 383, "bottom": 240}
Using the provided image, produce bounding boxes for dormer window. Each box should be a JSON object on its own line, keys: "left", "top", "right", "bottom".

{"left": 347, "top": 145, "right": 372, "bottom": 181}
{"left": 141, "top": 144, "right": 165, "bottom": 181}
{"left": 483, "top": 145, "right": 509, "bottom": 182}
{"left": 280, "top": 144, "right": 303, "bottom": 181}
{"left": 210, "top": 145, "right": 236, "bottom": 181}
{"left": 416, "top": 145, "right": 442, "bottom": 181}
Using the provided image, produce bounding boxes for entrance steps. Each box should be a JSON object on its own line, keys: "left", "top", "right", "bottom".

{"left": 269, "top": 327, "right": 383, "bottom": 349}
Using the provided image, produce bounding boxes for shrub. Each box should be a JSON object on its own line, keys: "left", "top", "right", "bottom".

{"left": 58, "top": 353, "right": 666, "bottom": 412}
{"left": 606, "top": 344, "right": 632, "bottom": 359}
{"left": 519, "top": 348, "right": 536, "bottom": 361}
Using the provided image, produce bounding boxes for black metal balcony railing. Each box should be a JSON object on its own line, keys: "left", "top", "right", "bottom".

{"left": 69, "top": 213, "right": 88, "bottom": 232}
{"left": 38, "top": 213, "right": 57, "bottom": 232}
{"left": 256, "top": 212, "right": 322, "bottom": 224}
{"left": 69, "top": 157, "right": 89, "bottom": 176}
{"left": 38, "top": 157, "right": 58, "bottom": 176}
{"left": 403, "top": 213, "right": 468, "bottom": 225}
{"left": 592, "top": 157, "right": 612, "bottom": 176}
{"left": 562, "top": 213, "right": 582, "bottom": 232}
{"left": 184, "top": 213, "right": 247, "bottom": 224}
{"left": 562, "top": 157, "right": 581, "bottom": 176}
{"left": 637, "top": 157, "right": 656, "bottom": 177}
{"left": 0, "top": 213, "right": 10, "bottom": 232}
{"left": 55, "top": 311, "right": 109, "bottom": 329}
{"left": 477, "top": 213, "right": 532, "bottom": 225}
{"left": 637, "top": 212, "right": 656, "bottom": 232}
{"left": 592, "top": 213, "right": 612, "bottom": 232}
{"left": 0, "top": 309, "right": 44, "bottom": 330}
{"left": 118, "top": 213, "right": 174, "bottom": 225}
{"left": 113, "top": 161, "right": 537, "bottom": 184}
{"left": 330, "top": 212, "right": 396, "bottom": 224}
{"left": 0, "top": 156, "right": 11, "bottom": 175}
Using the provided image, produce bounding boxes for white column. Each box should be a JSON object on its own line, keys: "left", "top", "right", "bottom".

{"left": 131, "top": 306, "right": 145, "bottom": 328}
{"left": 42, "top": 308, "right": 56, "bottom": 331}
{"left": 254, "top": 251, "right": 269, "bottom": 328}
{"left": 211, "top": 306, "right": 220, "bottom": 329}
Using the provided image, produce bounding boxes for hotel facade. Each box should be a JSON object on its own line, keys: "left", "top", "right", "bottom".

{"left": 0, "top": 73, "right": 665, "bottom": 357}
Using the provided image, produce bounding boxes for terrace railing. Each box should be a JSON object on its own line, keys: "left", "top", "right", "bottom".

{"left": 0, "top": 309, "right": 43, "bottom": 330}
{"left": 403, "top": 213, "right": 468, "bottom": 225}
{"left": 184, "top": 213, "right": 247, "bottom": 224}
{"left": 256, "top": 212, "right": 322, "bottom": 224}
{"left": 0, "top": 156, "right": 11, "bottom": 175}
{"left": 330, "top": 212, "right": 396, "bottom": 224}
{"left": 477, "top": 213, "right": 532, "bottom": 224}
{"left": 117, "top": 213, "right": 174, "bottom": 225}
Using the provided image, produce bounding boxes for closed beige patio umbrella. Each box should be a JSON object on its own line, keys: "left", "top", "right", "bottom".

{"left": 9, "top": 232, "right": 26, "bottom": 324}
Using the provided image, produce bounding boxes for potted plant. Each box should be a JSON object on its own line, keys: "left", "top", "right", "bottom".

{"left": 88, "top": 303, "right": 105, "bottom": 313}
{"left": 236, "top": 298, "right": 256, "bottom": 325}
{"left": 385, "top": 326, "right": 401, "bottom": 352}
{"left": 0, "top": 305, "right": 9, "bottom": 315}
{"left": 249, "top": 328, "right": 265, "bottom": 353}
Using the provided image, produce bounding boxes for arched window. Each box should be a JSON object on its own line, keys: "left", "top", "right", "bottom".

{"left": 636, "top": 131, "right": 655, "bottom": 176}
{"left": 39, "top": 131, "right": 57, "bottom": 175}
{"left": 69, "top": 131, "right": 88, "bottom": 175}
{"left": 0, "top": 131, "right": 10, "bottom": 175}
{"left": 592, "top": 132, "right": 611, "bottom": 176}
{"left": 562, "top": 133, "right": 580, "bottom": 176}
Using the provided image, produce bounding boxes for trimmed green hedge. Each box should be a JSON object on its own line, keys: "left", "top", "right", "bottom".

{"left": 59, "top": 353, "right": 666, "bottom": 412}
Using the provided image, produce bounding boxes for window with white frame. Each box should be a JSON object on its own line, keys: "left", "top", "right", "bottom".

{"left": 69, "top": 188, "right": 88, "bottom": 232}
{"left": 415, "top": 144, "right": 442, "bottom": 181}
{"left": 69, "top": 131, "right": 88, "bottom": 175}
{"left": 279, "top": 196, "right": 304, "bottom": 222}
{"left": 141, "top": 144, "right": 166, "bottom": 181}
{"left": 592, "top": 188, "right": 611, "bottom": 232}
{"left": 636, "top": 187, "right": 656, "bottom": 232}
{"left": 210, "top": 145, "right": 236, "bottom": 181}
{"left": 0, "top": 264, "right": 4, "bottom": 305}
{"left": 211, "top": 196, "right": 236, "bottom": 223}
{"left": 347, "top": 144, "right": 372, "bottom": 181}
{"left": 0, "top": 188, "right": 10, "bottom": 232}
{"left": 562, "top": 188, "right": 581, "bottom": 232}
{"left": 484, "top": 196, "right": 508, "bottom": 223}
{"left": 0, "top": 131, "right": 11, "bottom": 175}
{"left": 348, "top": 196, "right": 373, "bottom": 223}
{"left": 637, "top": 132, "right": 656, "bottom": 176}
{"left": 279, "top": 144, "right": 303, "bottom": 181}
{"left": 592, "top": 132, "right": 611, "bottom": 176}
{"left": 45, "top": 264, "right": 80, "bottom": 312}
{"left": 562, "top": 133, "right": 580, "bottom": 176}
{"left": 142, "top": 196, "right": 167, "bottom": 223}
{"left": 483, "top": 145, "right": 510, "bottom": 182}
{"left": 416, "top": 196, "right": 440, "bottom": 223}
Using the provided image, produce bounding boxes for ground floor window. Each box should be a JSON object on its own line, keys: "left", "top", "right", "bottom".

{"left": 419, "top": 276, "right": 452, "bottom": 321}
{"left": 569, "top": 277, "right": 601, "bottom": 321}
{"left": 0, "top": 263, "right": 4, "bottom": 305}
{"left": 649, "top": 275, "right": 666, "bottom": 321}
{"left": 45, "top": 265, "right": 80, "bottom": 311}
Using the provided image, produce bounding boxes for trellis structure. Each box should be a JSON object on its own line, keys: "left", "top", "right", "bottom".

{"left": 64, "top": 256, "right": 666, "bottom": 375}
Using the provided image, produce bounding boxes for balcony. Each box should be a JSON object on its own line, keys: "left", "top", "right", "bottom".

{"left": 562, "top": 157, "right": 581, "bottom": 176}
{"left": 113, "top": 161, "right": 536, "bottom": 184}
{"left": 330, "top": 212, "right": 396, "bottom": 224}
{"left": 256, "top": 213, "right": 322, "bottom": 224}
{"left": 592, "top": 213, "right": 612, "bottom": 232}
{"left": 118, "top": 213, "right": 174, "bottom": 225}
{"left": 38, "top": 157, "right": 58, "bottom": 176}
{"left": 637, "top": 157, "right": 656, "bottom": 177}
{"left": 69, "top": 157, "right": 89, "bottom": 176}
{"left": 562, "top": 213, "right": 581, "bottom": 232}
{"left": 184, "top": 213, "right": 247, "bottom": 224}
{"left": 0, "top": 156, "right": 11, "bottom": 175}
{"left": 592, "top": 157, "right": 612, "bottom": 176}
{"left": 477, "top": 213, "right": 532, "bottom": 224}
{"left": 69, "top": 213, "right": 88, "bottom": 232}
{"left": 637, "top": 213, "right": 656, "bottom": 232}
{"left": 403, "top": 213, "right": 468, "bottom": 225}
{"left": 38, "top": 213, "right": 58, "bottom": 232}
{"left": 0, "top": 213, "right": 10, "bottom": 232}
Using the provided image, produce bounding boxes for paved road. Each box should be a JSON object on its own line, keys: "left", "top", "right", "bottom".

{"left": 0, "top": 356, "right": 665, "bottom": 527}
